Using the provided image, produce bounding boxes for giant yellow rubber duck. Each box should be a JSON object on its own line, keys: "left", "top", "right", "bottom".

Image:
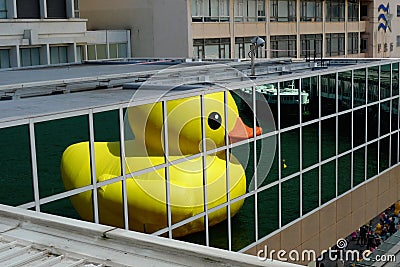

{"left": 61, "top": 91, "right": 261, "bottom": 237}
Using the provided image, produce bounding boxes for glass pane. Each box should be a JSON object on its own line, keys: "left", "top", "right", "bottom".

{"left": 338, "top": 154, "right": 351, "bottom": 196}
{"left": 353, "top": 147, "right": 365, "bottom": 186}
{"left": 96, "top": 44, "right": 107, "bottom": 59}
{"left": 367, "top": 105, "right": 378, "bottom": 141}
{"left": 20, "top": 48, "right": 31, "bottom": 67}
{"left": 353, "top": 108, "right": 366, "bottom": 148}
{"left": 338, "top": 71, "right": 352, "bottom": 111}
{"left": 380, "top": 101, "right": 390, "bottom": 136}
{"left": 302, "top": 167, "right": 319, "bottom": 215}
{"left": 302, "top": 122, "right": 319, "bottom": 169}
{"left": 391, "top": 133, "right": 398, "bottom": 166}
{"left": 321, "top": 73, "right": 336, "bottom": 117}
{"left": 59, "top": 46, "right": 68, "bottom": 63}
{"left": 321, "top": 117, "right": 336, "bottom": 161}
{"left": 231, "top": 195, "right": 255, "bottom": 251}
{"left": 50, "top": 47, "right": 59, "bottom": 64}
{"left": 280, "top": 80, "right": 300, "bottom": 129}
{"left": 31, "top": 48, "right": 40, "bottom": 65}
{"left": 368, "top": 66, "right": 379, "bottom": 103}
{"left": 282, "top": 176, "right": 300, "bottom": 226}
{"left": 380, "top": 64, "right": 391, "bottom": 100}
{"left": 0, "top": 49, "right": 10, "bottom": 68}
{"left": 109, "top": 44, "right": 118, "bottom": 59}
{"left": 354, "top": 68, "right": 366, "bottom": 107}
{"left": 392, "top": 63, "right": 399, "bottom": 96}
{"left": 321, "top": 160, "right": 336, "bottom": 204}
{"left": 118, "top": 43, "right": 127, "bottom": 58}
{"left": 37, "top": 116, "right": 90, "bottom": 198}
{"left": 258, "top": 136, "right": 279, "bottom": 187}
{"left": 302, "top": 76, "right": 319, "bottom": 122}
{"left": 258, "top": 186, "right": 279, "bottom": 238}
{"left": 281, "top": 129, "right": 300, "bottom": 178}
{"left": 338, "top": 113, "right": 351, "bottom": 154}
{"left": 0, "top": 125, "right": 33, "bottom": 206}
{"left": 392, "top": 98, "right": 399, "bottom": 132}
{"left": 87, "top": 45, "right": 96, "bottom": 60}
{"left": 379, "top": 136, "right": 390, "bottom": 173}
{"left": 367, "top": 142, "right": 378, "bottom": 179}
{"left": 41, "top": 197, "right": 81, "bottom": 220}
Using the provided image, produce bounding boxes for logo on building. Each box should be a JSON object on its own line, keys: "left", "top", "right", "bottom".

{"left": 378, "top": 3, "right": 392, "bottom": 32}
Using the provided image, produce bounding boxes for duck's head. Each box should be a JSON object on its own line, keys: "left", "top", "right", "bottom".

{"left": 127, "top": 91, "right": 262, "bottom": 156}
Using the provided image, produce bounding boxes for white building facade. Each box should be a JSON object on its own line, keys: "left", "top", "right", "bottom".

{"left": 0, "top": 0, "right": 131, "bottom": 69}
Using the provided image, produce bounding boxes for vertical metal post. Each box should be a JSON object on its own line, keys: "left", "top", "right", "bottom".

{"left": 119, "top": 108, "right": 129, "bottom": 230}
{"left": 88, "top": 110, "right": 99, "bottom": 224}
{"left": 335, "top": 72, "right": 339, "bottom": 197}
{"left": 200, "top": 94, "right": 210, "bottom": 246}
{"left": 299, "top": 79, "right": 303, "bottom": 217}
{"left": 351, "top": 70, "right": 354, "bottom": 188}
{"left": 277, "top": 82, "right": 282, "bottom": 228}
{"left": 224, "top": 90, "right": 232, "bottom": 251}
{"left": 252, "top": 84, "right": 258, "bottom": 242}
{"left": 318, "top": 75, "right": 322, "bottom": 206}
{"left": 377, "top": 65, "right": 381, "bottom": 174}
{"left": 364, "top": 69, "right": 368, "bottom": 181}
{"left": 162, "top": 101, "right": 173, "bottom": 239}
{"left": 29, "top": 120, "right": 40, "bottom": 211}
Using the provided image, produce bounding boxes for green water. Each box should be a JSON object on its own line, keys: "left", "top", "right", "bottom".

{"left": 0, "top": 98, "right": 390, "bottom": 251}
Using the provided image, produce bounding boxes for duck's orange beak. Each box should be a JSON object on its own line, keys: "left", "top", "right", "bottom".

{"left": 228, "top": 117, "right": 262, "bottom": 143}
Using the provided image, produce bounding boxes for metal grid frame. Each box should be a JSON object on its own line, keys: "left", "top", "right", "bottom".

{"left": 0, "top": 59, "right": 398, "bottom": 253}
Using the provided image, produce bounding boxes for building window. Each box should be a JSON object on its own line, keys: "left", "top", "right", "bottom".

{"left": 193, "top": 38, "right": 231, "bottom": 59}
{"left": 326, "top": 33, "right": 345, "bottom": 56}
{"left": 192, "top": 0, "right": 230, "bottom": 22}
{"left": 47, "top": 0, "right": 67, "bottom": 18}
{"left": 74, "top": 0, "right": 80, "bottom": 18}
{"left": 300, "top": 34, "right": 322, "bottom": 58}
{"left": 326, "top": 0, "right": 345, "bottom": 22}
{"left": 361, "top": 38, "right": 367, "bottom": 52}
{"left": 397, "top": 36, "right": 400, "bottom": 47}
{"left": 270, "top": 35, "right": 296, "bottom": 58}
{"left": 234, "top": 0, "right": 266, "bottom": 22}
{"left": 300, "top": 0, "right": 322, "bottom": 22}
{"left": 348, "top": 33, "right": 359, "bottom": 54}
{"left": 0, "top": 0, "right": 6, "bottom": 19}
{"left": 17, "top": 0, "right": 40, "bottom": 19}
{"left": 0, "top": 49, "right": 10, "bottom": 68}
{"left": 397, "top": 5, "right": 400, "bottom": 17}
{"left": 235, "top": 37, "right": 266, "bottom": 58}
{"left": 76, "top": 45, "right": 84, "bottom": 62}
{"left": 20, "top": 47, "right": 41, "bottom": 67}
{"left": 109, "top": 43, "right": 128, "bottom": 59}
{"left": 270, "top": 0, "right": 296, "bottom": 22}
{"left": 50, "top": 46, "right": 68, "bottom": 64}
{"left": 348, "top": 0, "right": 359, "bottom": 22}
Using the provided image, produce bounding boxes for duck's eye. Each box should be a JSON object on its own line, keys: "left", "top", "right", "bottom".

{"left": 208, "top": 112, "right": 222, "bottom": 130}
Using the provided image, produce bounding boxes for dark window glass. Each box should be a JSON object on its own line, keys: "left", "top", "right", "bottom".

{"left": 17, "top": 0, "right": 40, "bottom": 19}
{"left": 47, "top": 0, "right": 67, "bottom": 18}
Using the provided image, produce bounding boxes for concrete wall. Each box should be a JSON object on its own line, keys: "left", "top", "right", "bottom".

{"left": 0, "top": 19, "right": 88, "bottom": 46}
{"left": 245, "top": 165, "right": 400, "bottom": 265}
{"left": 80, "top": 0, "right": 190, "bottom": 58}
{"left": 374, "top": 0, "right": 400, "bottom": 58}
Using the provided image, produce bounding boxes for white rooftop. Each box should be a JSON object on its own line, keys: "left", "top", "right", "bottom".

{"left": 0, "top": 205, "right": 301, "bottom": 267}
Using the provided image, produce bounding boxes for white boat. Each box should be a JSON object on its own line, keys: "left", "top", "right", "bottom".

{"left": 239, "top": 82, "right": 310, "bottom": 105}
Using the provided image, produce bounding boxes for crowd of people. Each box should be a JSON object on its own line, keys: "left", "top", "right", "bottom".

{"left": 351, "top": 208, "right": 400, "bottom": 252}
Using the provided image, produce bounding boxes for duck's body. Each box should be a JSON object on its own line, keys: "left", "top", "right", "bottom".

{"left": 61, "top": 92, "right": 261, "bottom": 237}
{"left": 61, "top": 141, "right": 246, "bottom": 236}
